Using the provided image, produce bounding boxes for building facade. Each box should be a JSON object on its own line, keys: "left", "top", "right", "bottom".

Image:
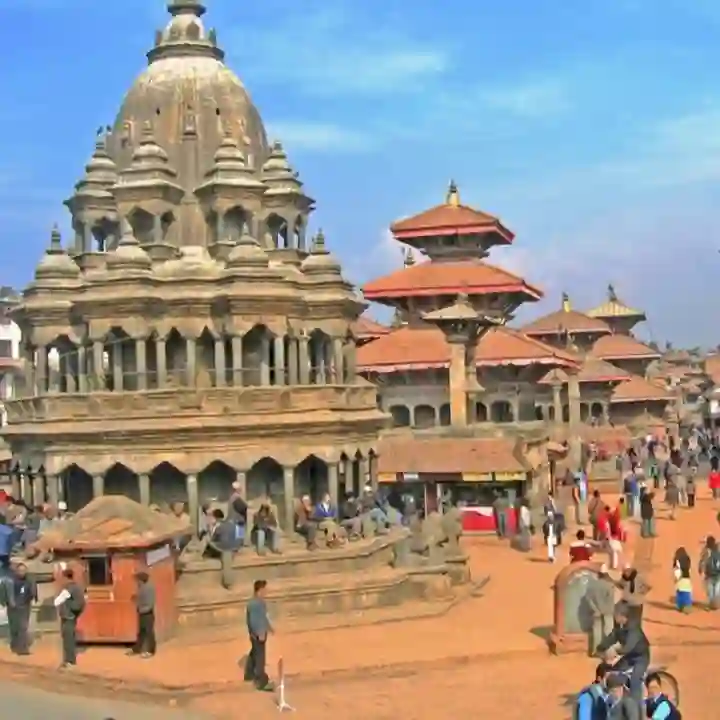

{"left": 2, "top": 1, "right": 387, "bottom": 530}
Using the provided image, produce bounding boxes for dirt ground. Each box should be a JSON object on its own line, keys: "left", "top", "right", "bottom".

{"left": 3, "top": 486, "right": 719, "bottom": 719}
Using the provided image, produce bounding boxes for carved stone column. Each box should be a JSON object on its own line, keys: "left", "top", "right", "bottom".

{"left": 551, "top": 381, "right": 563, "bottom": 430}
{"left": 360, "top": 455, "right": 371, "bottom": 491}
{"left": 83, "top": 222, "right": 93, "bottom": 253}
{"left": 344, "top": 342, "right": 357, "bottom": 384}
{"left": 235, "top": 469, "right": 247, "bottom": 497}
{"left": 273, "top": 336, "right": 285, "bottom": 385}
{"left": 135, "top": 338, "right": 147, "bottom": 390}
{"left": 327, "top": 461, "right": 339, "bottom": 507}
{"left": 260, "top": 335, "right": 270, "bottom": 385}
{"left": 138, "top": 473, "right": 151, "bottom": 506}
{"left": 32, "top": 473, "right": 46, "bottom": 505}
{"left": 332, "top": 338, "right": 344, "bottom": 385}
{"left": 231, "top": 336, "right": 243, "bottom": 386}
{"left": 47, "top": 474, "right": 59, "bottom": 506}
{"left": 77, "top": 345, "right": 87, "bottom": 393}
{"left": 155, "top": 338, "right": 167, "bottom": 387}
{"left": 283, "top": 466, "right": 295, "bottom": 535}
{"left": 185, "top": 338, "right": 197, "bottom": 386}
{"left": 287, "top": 337, "right": 299, "bottom": 385}
{"left": 186, "top": 474, "right": 199, "bottom": 534}
{"left": 112, "top": 344, "right": 123, "bottom": 391}
{"left": 64, "top": 353, "right": 76, "bottom": 393}
{"left": 92, "top": 474, "right": 104, "bottom": 498}
{"left": 153, "top": 214, "right": 163, "bottom": 243}
{"left": 298, "top": 337, "right": 310, "bottom": 384}
{"left": 214, "top": 338, "right": 226, "bottom": 387}
{"left": 92, "top": 341, "right": 104, "bottom": 391}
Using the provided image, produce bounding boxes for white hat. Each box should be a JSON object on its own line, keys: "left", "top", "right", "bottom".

{"left": 363, "top": 485, "right": 372, "bottom": 493}
{"left": 231, "top": 481, "right": 241, "bottom": 490}
{"left": 57, "top": 501, "right": 67, "bottom": 511}
{"left": 599, "top": 563, "right": 608, "bottom": 574}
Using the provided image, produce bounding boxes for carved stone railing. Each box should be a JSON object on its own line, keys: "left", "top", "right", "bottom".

{"left": 4, "top": 384, "right": 379, "bottom": 424}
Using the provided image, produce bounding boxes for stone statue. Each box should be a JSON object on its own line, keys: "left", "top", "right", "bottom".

{"left": 392, "top": 510, "right": 463, "bottom": 568}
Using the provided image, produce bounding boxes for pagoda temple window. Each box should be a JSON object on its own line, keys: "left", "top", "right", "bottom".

{"left": 413, "top": 405, "right": 436, "bottom": 429}
{"left": 562, "top": 404, "right": 570, "bottom": 423}
{"left": 389, "top": 405, "right": 411, "bottom": 428}
{"left": 47, "top": 335, "right": 79, "bottom": 394}
{"left": 104, "top": 327, "right": 132, "bottom": 391}
{"left": 224, "top": 206, "right": 248, "bottom": 243}
{"left": 242, "top": 324, "right": 272, "bottom": 386}
{"left": 580, "top": 403, "right": 590, "bottom": 423}
{"left": 475, "top": 402, "right": 488, "bottom": 422}
{"left": 490, "top": 400, "right": 514, "bottom": 423}
{"left": 591, "top": 402, "right": 605, "bottom": 423}
{"left": 548, "top": 406, "right": 555, "bottom": 421}
{"left": 196, "top": 328, "right": 217, "bottom": 387}
{"left": 308, "top": 330, "right": 332, "bottom": 384}
{"left": 534, "top": 405, "right": 545, "bottom": 421}
{"left": 266, "top": 213, "right": 289, "bottom": 249}
{"left": 105, "top": 462, "right": 140, "bottom": 502}
{"left": 439, "top": 404, "right": 451, "bottom": 426}
{"left": 160, "top": 211, "right": 175, "bottom": 242}
{"left": 92, "top": 218, "right": 116, "bottom": 252}
{"left": 127, "top": 208, "right": 154, "bottom": 245}
{"left": 165, "top": 328, "right": 187, "bottom": 386}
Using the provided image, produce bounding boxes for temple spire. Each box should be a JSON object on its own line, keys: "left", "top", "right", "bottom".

{"left": 607, "top": 283, "right": 618, "bottom": 302}
{"left": 561, "top": 292, "right": 571, "bottom": 312}
{"left": 167, "top": 0, "right": 206, "bottom": 17}
{"left": 446, "top": 180, "right": 460, "bottom": 207}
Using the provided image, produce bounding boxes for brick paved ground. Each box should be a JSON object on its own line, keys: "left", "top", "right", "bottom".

{"left": 2, "top": 483, "right": 718, "bottom": 718}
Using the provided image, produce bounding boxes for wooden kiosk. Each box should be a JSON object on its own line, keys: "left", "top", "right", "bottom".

{"left": 36, "top": 496, "right": 191, "bottom": 644}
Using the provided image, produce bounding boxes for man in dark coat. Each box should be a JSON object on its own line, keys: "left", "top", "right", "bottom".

{"left": 8, "top": 562, "right": 36, "bottom": 655}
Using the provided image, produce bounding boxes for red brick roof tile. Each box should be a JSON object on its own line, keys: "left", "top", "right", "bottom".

{"left": 377, "top": 436, "right": 527, "bottom": 475}
{"left": 521, "top": 309, "right": 611, "bottom": 336}
{"left": 591, "top": 334, "right": 661, "bottom": 361}
{"left": 362, "top": 260, "right": 542, "bottom": 301}
{"left": 356, "top": 325, "right": 579, "bottom": 373}
{"left": 539, "top": 357, "right": 632, "bottom": 384}
{"left": 351, "top": 315, "right": 389, "bottom": 340}
{"left": 610, "top": 376, "right": 673, "bottom": 404}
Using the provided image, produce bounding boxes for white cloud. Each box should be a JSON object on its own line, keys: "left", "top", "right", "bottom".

{"left": 228, "top": 7, "right": 448, "bottom": 96}
{"left": 478, "top": 79, "right": 571, "bottom": 119}
{"left": 265, "top": 122, "right": 372, "bottom": 153}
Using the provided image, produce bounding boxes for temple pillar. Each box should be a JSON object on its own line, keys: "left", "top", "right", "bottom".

{"left": 260, "top": 335, "right": 271, "bottom": 385}
{"left": 112, "top": 344, "right": 123, "bottom": 390}
{"left": 332, "top": 338, "right": 344, "bottom": 384}
{"left": 231, "top": 336, "right": 243, "bottom": 386}
{"left": 64, "top": 354, "right": 76, "bottom": 393}
{"left": 448, "top": 341, "right": 468, "bottom": 427}
{"left": 186, "top": 474, "right": 199, "bottom": 534}
{"left": 283, "top": 466, "right": 295, "bottom": 535}
{"left": 153, "top": 214, "right": 163, "bottom": 243}
{"left": 287, "top": 337, "right": 299, "bottom": 385}
{"left": 83, "top": 222, "right": 93, "bottom": 253}
{"left": 185, "top": 338, "right": 196, "bottom": 385}
{"left": 215, "top": 212, "right": 224, "bottom": 242}
{"left": 214, "top": 338, "right": 226, "bottom": 386}
{"left": 32, "top": 474, "right": 46, "bottom": 505}
{"left": 567, "top": 372, "right": 582, "bottom": 471}
{"left": 135, "top": 338, "right": 147, "bottom": 390}
{"left": 298, "top": 337, "right": 310, "bottom": 384}
{"left": 344, "top": 342, "right": 357, "bottom": 384}
{"left": 327, "top": 462, "right": 339, "bottom": 507}
{"left": 92, "top": 474, "right": 104, "bottom": 498}
{"left": 47, "top": 475, "right": 59, "bottom": 506}
{"left": 92, "top": 341, "right": 104, "bottom": 390}
{"left": 273, "top": 336, "right": 285, "bottom": 385}
{"left": 77, "top": 346, "right": 87, "bottom": 393}
{"left": 35, "top": 347, "right": 47, "bottom": 394}
{"left": 359, "top": 455, "right": 371, "bottom": 491}
{"left": 235, "top": 470, "right": 247, "bottom": 497}
{"left": 552, "top": 382, "right": 563, "bottom": 431}
{"left": 138, "top": 473, "right": 151, "bottom": 506}
{"left": 156, "top": 338, "right": 167, "bottom": 387}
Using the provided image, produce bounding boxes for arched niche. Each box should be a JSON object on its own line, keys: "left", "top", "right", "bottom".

{"left": 60, "top": 464, "right": 93, "bottom": 512}
{"left": 413, "top": 404, "right": 436, "bottom": 429}
{"left": 224, "top": 205, "right": 248, "bottom": 243}
{"left": 198, "top": 460, "right": 236, "bottom": 506}
{"left": 389, "top": 405, "right": 411, "bottom": 428}
{"left": 149, "top": 462, "right": 186, "bottom": 507}
{"left": 166, "top": 327, "right": 187, "bottom": 384}
{"left": 491, "top": 400, "right": 514, "bottom": 423}
{"left": 105, "top": 462, "right": 139, "bottom": 502}
{"left": 266, "top": 212, "right": 289, "bottom": 248}
{"left": 295, "top": 454, "right": 328, "bottom": 502}
{"left": 246, "top": 457, "right": 284, "bottom": 503}
{"left": 127, "top": 207, "right": 155, "bottom": 245}
{"left": 91, "top": 217, "right": 117, "bottom": 252}
{"left": 476, "top": 402, "right": 489, "bottom": 422}
{"left": 309, "top": 329, "right": 332, "bottom": 384}
{"left": 242, "top": 324, "right": 272, "bottom": 386}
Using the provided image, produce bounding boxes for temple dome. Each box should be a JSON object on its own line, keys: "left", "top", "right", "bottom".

{"left": 106, "top": 3, "right": 269, "bottom": 193}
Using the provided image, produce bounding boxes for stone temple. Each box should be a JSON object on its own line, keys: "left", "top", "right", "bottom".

{"left": 3, "top": 0, "right": 387, "bottom": 532}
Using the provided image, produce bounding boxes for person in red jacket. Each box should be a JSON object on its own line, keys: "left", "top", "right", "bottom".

{"left": 569, "top": 529, "right": 596, "bottom": 563}
{"left": 709, "top": 467, "right": 720, "bottom": 501}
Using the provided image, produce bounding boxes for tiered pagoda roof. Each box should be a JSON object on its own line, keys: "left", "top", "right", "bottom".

{"left": 590, "top": 334, "right": 661, "bottom": 362}
{"left": 610, "top": 376, "right": 673, "bottom": 404}
{"left": 539, "top": 357, "right": 632, "bottom": 385}
{"left": 587, "top": 284, "right": 646, "bottom": 322}
{"left": 520, "top": 293, "right": 611, "bottom": 338}
{"left": 356, "top": 325, "right": 578, "bottom": 374}
{"left": 351, "top": 315, "right": 389, "bottom": 343}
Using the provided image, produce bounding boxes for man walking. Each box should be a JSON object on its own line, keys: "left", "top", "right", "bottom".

{"left": 129, "top": 571, "right": 156, "bottom": 658}
{"left": 8, "top": 562, "right": 36, "bottom": 655}
{"left": 54, "top": 568, "right": 85, "bottom": 668}
{"left": 244, "top": 579, "right": 274, "bottom": 692}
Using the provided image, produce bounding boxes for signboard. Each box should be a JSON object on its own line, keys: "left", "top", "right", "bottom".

{"left": 462, "top": 472, "right": 493, "bottom": 482}
{"left": 377, "top": 472, "right": 397, "bottom": 483}
{"left": 146, "top": 544, "right": 171, "bottom": 567}
{"left": 494, "top": 471, "right": 526, "bottom": 482}
{"left": 402, "top": 472, "right": 419, "bottom": 482}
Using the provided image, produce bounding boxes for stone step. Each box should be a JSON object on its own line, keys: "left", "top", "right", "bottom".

{"left": 176, "top": 564, "right": 457, "bottom": 631}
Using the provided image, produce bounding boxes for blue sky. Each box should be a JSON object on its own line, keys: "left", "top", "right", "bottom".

{"left": 0, "top": 0, "right": 718, "bottom": 345}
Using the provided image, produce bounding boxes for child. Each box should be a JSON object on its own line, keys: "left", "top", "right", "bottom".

{"left": 687, "top": 470, "right": 696, "bottom": 508}
{"left": 673, "top": 547, "right": 693, "bottom": 613}
{"left": 542, "top": 512, "right": 557, "bottom": 563}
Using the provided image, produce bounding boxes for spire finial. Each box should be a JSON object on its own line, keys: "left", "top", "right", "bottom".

{"left": 446, "top": 180, "right": 460, "bottom": 207}
{"left": 561, "top": 292, "right": 571, "bottom": 312}
{"left": 49, "top": 224, "right": 62, "bottom": 252}
{"left": 312, "top": 229, "right": 327, "bottom": 253}
{"left": 403, "top": 247, "right": 415, "bottom": 267}
{"left": 608, "top": 283, "right": 617, "bottom": 302}
{"left": 167, "top": 0, "right": 206, "bottom": 17}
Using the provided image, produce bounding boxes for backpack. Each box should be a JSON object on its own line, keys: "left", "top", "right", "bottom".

{"left": 573, "top": 684, "right": 607, "bottom": 720}
{"left": 646, "top": 695, "right": 681, "bottom": 719}
{"left": 706, "top": 549, "right": 720, "bottom": 577}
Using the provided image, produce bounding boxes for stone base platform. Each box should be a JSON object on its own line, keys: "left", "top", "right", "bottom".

{"left": 176, "top": 530, "right": 471, "bottom": 630}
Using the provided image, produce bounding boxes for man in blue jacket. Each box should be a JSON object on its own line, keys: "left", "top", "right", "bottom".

{"left": 644, "top": 673, "right": 681, "bottom": 719}
{"left": 576, "top": 662, "right": 611, "bottom": 719}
